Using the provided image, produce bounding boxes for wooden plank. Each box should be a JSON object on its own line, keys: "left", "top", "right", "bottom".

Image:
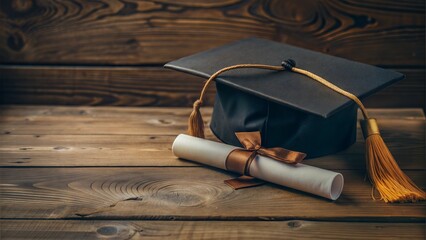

{"left": 0, "top": 0, "right": 424, "bottom": 65}
{"left": 0, "top": 124, "right": 424, "bottom": 169}
{"left": 0, "top": 106, "right": 424, "bottom": 135}
{"left": 0, "top": 135, "right": 192, "bottom": 167}
{"left": 0, "top": 220, "right": 424, "bottom": 240}
{"left": 0, "top": 106, "right": 423, "bottom": 168}
{"left": 0, "top": 106, "right": 196, "bottom": 135}
{"left": 0, "top": 167, "right": 424, "bottom": 220}
{"left": 0, "top": 66, "right": 215, "bottom": 107}
{"left": 0, "top": 66, "right": 424, "bottom": 109}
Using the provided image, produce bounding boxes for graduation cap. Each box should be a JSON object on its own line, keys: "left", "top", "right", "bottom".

{"left": 165, "top": 38, "right": 424, "bottom": 203}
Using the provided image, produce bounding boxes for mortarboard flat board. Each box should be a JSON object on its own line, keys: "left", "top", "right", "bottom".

{"left": 164, "top": 38, "right": 404, "bottom": 158}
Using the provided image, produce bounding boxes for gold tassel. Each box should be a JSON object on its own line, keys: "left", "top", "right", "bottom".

{"left": 289, "top": 62, "right": 425, "bottom": 203}
{"left": 188, "top": 99, "right": 205, "bottom": 138}
{"left": 361, "top": 119, "right": 425, "bottom": 203}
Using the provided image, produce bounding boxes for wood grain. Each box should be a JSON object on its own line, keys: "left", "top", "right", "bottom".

{"left": 0, "top": 106, "right": 424, "bottom": 238}
{"left": 0, "top": 66, "right": 215, "bottom": 107}
{"left": 0, "top": 106, "right": 194, "bottom": 135}
{"left": 0, "top": 124, "right": 424, "bottom": 169}
{"left": 0, "top": 107, "right": 424, "bottom": 168}
{"left": 0, "top": 66, "right": 424, "bottom": 109}
{"left": 0, "top": 106, "right": 423, "bottom": 135}
{"left": 1, "top": 220, "right": 425, "bottom": 240}
{"left": 0, "top": 167, "right": 424, "bottom": 220}
{"left": 0, "top": 0, "right": 424, "bottom": 65}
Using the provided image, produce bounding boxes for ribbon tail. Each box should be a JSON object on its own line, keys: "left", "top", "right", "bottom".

{"left": 224, "top": 175, "right": 265, "bottom": 190}
{"left": 260, "top": 148, "right": 306, "bottom": 164}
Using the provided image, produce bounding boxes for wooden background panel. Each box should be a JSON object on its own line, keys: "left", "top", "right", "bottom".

{"left": 363, "top": 69, "right": 425, "bottom": 109}
{"left": 0, "top": 66, "right": 215, "bottom": 107}
{"left": 0, "top": 66, "right": 424, "bottom": 108}
{"left": 0, "top": 0, "right": 424, "bottom": 65}
{"left": 0, "top": 0, "right": 424, "bottom": 109}
{"left": 1, "top": 220, "right": 425, "bottom": 240}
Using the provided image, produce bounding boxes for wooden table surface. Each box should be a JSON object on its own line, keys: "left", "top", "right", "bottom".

{"left": 0, "top": 105, "right": 425, "bottom": 239}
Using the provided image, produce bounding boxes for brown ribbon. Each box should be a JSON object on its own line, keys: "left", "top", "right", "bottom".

{"left": 224, "top": 131, "right": 306, "bottom": 189}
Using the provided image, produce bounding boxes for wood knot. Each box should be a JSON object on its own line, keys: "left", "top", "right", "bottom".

{"left": 96, "top": 225, "right": 135, "bottom": 238}
{"left": 96, "top": 226, "right": 118, "bottom": 236}
{"left": 11, "top": 0, "right": 33, "bottom": 12}
{"left": 53, "top": 146, "right": 69, "bottom": 150}
{"left": 79, "top": 110, "right": 88, "bottom": 115}
{"left": 353, "top": 15, "right": 376, "bottom": 28}
{"left": 287, "top": 221, "right": 302, "bottom": 228}
{"left": 158, "top": 119, "right": 172, "bottom": 125}
{"left": 7, "top": 32, "right": 25, "bottom": 51}
{"left": 147, "top": 119, "right": 174, "bottom": 125}
{"left": 146, "top": 180, "right": 224, "bottom": 207}
{"left": 1, "top": 0, "right": 36, "bottom": 18}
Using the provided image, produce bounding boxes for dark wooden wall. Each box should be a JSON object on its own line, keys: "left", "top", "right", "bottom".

{"left": 0, "top": 0, "right": 424, "bottom": 108}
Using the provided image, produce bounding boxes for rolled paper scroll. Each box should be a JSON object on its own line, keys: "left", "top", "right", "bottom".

{"left": 172, "top": 134, "right": 344, "bottom": 200}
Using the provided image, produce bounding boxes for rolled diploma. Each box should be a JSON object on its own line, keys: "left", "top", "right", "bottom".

{"left": 172, "top": 134, "right": 344, "bottom": 200}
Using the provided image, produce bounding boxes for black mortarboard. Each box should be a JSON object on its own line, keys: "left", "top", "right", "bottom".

{"left": 165, "top": 38, "right": 425, "bottom": 203}
{"left": 165, "top": 38, "right": 402, "bottom": 158}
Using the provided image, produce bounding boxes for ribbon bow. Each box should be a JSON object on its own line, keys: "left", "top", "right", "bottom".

{"left": 224, "top": 131, "right": 306, "bottom": 189}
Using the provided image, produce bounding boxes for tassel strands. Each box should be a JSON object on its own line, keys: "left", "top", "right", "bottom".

{"left": 188, "top": 99, "right": 205, "bottom": 138}
{"left": 361, "top": 119, "right": 425, "bottom": 202}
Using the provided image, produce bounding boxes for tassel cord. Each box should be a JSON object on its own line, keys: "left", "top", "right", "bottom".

{"left": 291, "top": 67, "right": 370, "bottom": 120}
{"left": 197, "top": 64, "right": 284, "bottom": 105}
{"left": 193, "top": 62, "right": 370, "bottom": 123}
